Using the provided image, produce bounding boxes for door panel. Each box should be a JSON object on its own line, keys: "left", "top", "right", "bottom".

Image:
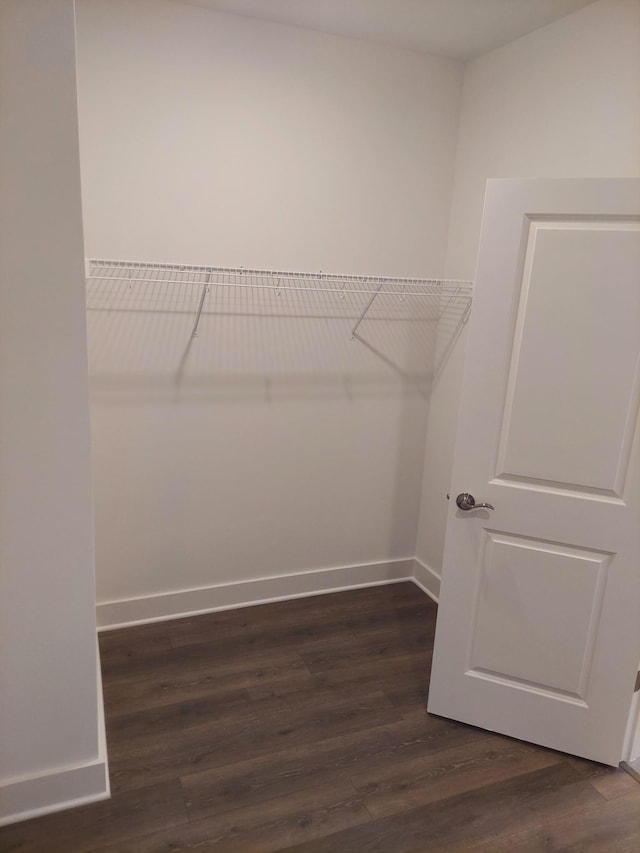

{"left": 497, "top": 219, "right": 640, "bottom": 495}
{"left": 428, "top": 179, "right": 640, "bottom": 765}
{"left": 468, "top": 531, "right": 610, "bottom": 701}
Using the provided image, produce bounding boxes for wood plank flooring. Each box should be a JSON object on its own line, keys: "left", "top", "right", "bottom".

{"left": 2, "top": 582, "right": 640, "bottom": 851}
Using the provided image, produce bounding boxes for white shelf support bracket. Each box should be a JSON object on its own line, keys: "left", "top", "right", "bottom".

{"left": 191, "top": 272, "right": 211, "bottom": 338}
{"left": 351, "top": 281, "right": 384, "bottom": 340}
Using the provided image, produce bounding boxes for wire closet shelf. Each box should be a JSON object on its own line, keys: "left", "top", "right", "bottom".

{"left": 86, "top": 259, "right": 473, "bottom": 340}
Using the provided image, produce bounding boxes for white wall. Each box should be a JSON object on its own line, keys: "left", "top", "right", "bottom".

{"left": 77, "top": 0, "right": 461, "bottom": 275}
{"left": 75, "top": 0, "right": 464, "bottom": 623}
{"left": 416, "top": 0, "right": 640, "bottom": 578}
{"left": 0, "top": 0, "right": 108, "bottom": 824}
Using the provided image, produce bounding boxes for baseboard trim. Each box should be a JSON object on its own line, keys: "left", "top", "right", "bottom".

{"left": 96, "top": 638, "right": 110, "bottom": 799}
{"left": 621, "top": 758, "right": 640, "bottom": 784}
{"left": 0, "top": 645, "right": 110, "bottom": 827}
{"left": 0, "top": 758, "right": 109, "bottom": 828}
{"left": 97, "top": 559, "right": 416, "bottom": 630}
{"left": 412, "top": 558, "right": 441, "bottom": 603}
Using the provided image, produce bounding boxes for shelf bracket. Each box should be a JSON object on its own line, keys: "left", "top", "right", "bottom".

{"left": 351, "top": 282, "right": 384, "bottom": 340}
{"left": 191, "top": 273, "right": 211, "bottom": 338}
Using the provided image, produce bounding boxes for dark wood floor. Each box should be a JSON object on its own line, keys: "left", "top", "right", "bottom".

{"left": 2, "top": 582, "right": 640, "bottom": 852}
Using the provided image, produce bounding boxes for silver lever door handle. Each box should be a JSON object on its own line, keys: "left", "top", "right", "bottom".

{"left": 456, "top": 492, "right": 494, "bottom": 511}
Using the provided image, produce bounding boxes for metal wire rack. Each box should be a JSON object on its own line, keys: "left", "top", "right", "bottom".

{"left": 86, "top": 259, "right": 473, "bottom": 340}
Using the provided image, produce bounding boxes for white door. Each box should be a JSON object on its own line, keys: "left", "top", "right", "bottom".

{"left": 428, "top": 178, "right": 640, "bottom": 765}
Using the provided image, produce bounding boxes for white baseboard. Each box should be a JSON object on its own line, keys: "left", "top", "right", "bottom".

{"left": 0, "top": 759, "right": 109, "bottom": 828}
{"left": 412, "top": 557, "right": 441, "bottom": 603}
{"left": 0, "top": 646, "right": 110, "bottom": 827}
{"left": 97, "top": 558, "right": 416, "bottom": 630}
{"left": 621, "top": 758, "right": 640, "bottom": 783}
{"left": 96, "top": 639, "right": 110, "bottom": 798}
{"left": 623, "top": 688, "right": 640, "bottom": 763}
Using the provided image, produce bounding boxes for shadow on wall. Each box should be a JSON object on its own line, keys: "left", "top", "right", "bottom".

{"left": 85, "top": 271, "right": 469, "bottom": 404}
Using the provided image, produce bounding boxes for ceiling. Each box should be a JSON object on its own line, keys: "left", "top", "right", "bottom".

{"left": 177, "top": 0, "right": 598, "bottom": 60}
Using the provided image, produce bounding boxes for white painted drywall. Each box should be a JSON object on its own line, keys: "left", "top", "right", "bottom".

{"left": 75, "top": 0, "right": 463, "bottom": 613}
{"left": 416, "top": 0, "right": 640, "bottom": 576}
{"left": 0, "top": 0, "right": 105, "bottom": 820}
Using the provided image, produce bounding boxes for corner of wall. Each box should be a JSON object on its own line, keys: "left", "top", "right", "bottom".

{"left": 0, "top": 0, "right": 107, "bottom": 826}
{"left": 412, "top": 557, "right": 441, "bottom": 603}
{"left": 0, "top": 642, "right": 110, "bottom": 827}
{"left": 0, "top": 759, "right": 109, "bottom": 829}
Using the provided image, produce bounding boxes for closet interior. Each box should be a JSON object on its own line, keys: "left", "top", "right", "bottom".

{"left": 76, "top": 0, "right": 638, "bottom": 630}
{"left": 3, "top": 0, "right": 639, "bottom": 832}
{"left": 79, "top": 0, "right": 474, "bottom": 627}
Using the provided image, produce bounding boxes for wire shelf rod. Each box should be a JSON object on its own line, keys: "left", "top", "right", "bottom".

{"left": 87, "top": 276, "right": 467, "bottom": 299}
